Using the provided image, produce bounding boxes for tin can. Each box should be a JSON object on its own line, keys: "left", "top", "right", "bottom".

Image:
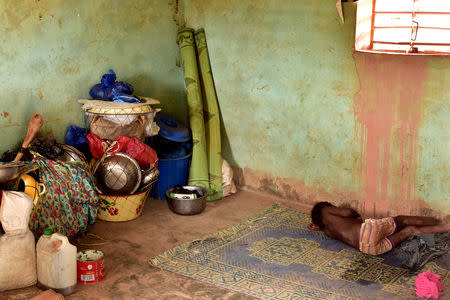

{"left": 76, "top": 250, "right": 105, "bottom": 284}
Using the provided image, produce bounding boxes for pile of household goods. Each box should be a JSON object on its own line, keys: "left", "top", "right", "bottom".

{"left": 0, "top": 70, "right": 160, "bottom": 294}
{"left": 0, "top": 133, "right": 98, "bottom": 239}
{"left": 0, "top": 68, "right": 237, "bottom": 295}
{"left": 77, "top": 70, "right": 161, "bottom": 222}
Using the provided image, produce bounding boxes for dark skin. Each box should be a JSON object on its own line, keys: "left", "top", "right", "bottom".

{"left": 309, "top": 204, "right": 450, "bottom": 251}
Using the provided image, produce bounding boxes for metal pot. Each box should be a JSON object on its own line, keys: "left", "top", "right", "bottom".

{"left": 137, "top": 167, "right": 159, "bottom": 193}
{"left": 141, "top": 167, "right": 159, "bottom": 186}
{"left": 165, "top": 186, "right": 207, "bottom": 216}
{"left": 0, "top": 162, "right": 33, "bottom": 184}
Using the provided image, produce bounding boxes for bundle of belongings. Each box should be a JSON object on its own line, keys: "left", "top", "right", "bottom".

{"left": 0, "top": 69, "right": 160, "bottom": 293}
{"left": 0, "top": 138, "right": 99, "bottom": 238}
{"left": 392, "top": 232, "right": 450, "bottom": 272}
{"left": 0, "top": 189, "right": 37, "bottom": 291}
{"left": 28, "top": 152, "right": 98, "bottom": 237}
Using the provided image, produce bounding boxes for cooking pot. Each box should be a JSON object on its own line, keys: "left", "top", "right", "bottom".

{"left": 19, "top": 174, "right": 46, "bottom": 206}
{"left": 166, "top": 186, "right": 207, "bottom": 215}
{"left": 0, "top": 162, "right": 33, "bottom": 184}
{"left": 142, "top": 167, "right": 159, "bottom": 186}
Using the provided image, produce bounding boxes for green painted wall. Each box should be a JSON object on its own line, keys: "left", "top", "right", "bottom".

{"left": 0, "top": 0, "right": 186, "bottom": 152}
{"left": 186, "top": 1, "right": 449, "bottom": 215}
{"left": 187, "top": 0, "right": 359, "bottom": 186}
{"left": 1, "top": 1, "right": 448, "bottom": 216}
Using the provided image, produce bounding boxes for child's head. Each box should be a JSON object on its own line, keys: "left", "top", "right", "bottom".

{"left": 310, "top": 201, "right": 333, "bottom": 230}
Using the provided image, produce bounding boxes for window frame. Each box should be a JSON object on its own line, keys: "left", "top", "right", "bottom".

{"left": 355, "top": 0, "right": 450, "bottom": 55}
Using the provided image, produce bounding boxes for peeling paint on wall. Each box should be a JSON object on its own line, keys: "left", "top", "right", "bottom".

{"left": 171, "top": 0, "right": 185, "bottom": 27}
{"left": 354, "top": 53, "right": 427, "bottom": 217}
{"left": 186, "top": 0, "right": 449, "bottom": 216}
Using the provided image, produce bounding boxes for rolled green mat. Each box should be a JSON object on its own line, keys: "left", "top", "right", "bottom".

{"left": 176, "top": 28, "right": 210, "bottom": 191}
{"left": 195, "top": 29, "right": 223, "bottom": 202}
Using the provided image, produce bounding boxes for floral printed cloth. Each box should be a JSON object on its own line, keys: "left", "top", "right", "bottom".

{"left": 29, "top": 154, "right": 99, "bottom": 238}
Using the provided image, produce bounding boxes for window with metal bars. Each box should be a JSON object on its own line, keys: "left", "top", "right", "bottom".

{"left": 355, "top": 0, "right": 450, "bottom": 54}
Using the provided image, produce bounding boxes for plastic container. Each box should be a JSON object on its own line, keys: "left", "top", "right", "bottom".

{"left": 36, "top": 230, "right": 77, "bottom": 296}
{"left": 148, "top": 114, "right": 192, "bottom": 200}
{"left": 152, "top": 152, "right": 191, "bottom": 200}
{"left": 155, "top": 114, "right": 190, "bottom": 142}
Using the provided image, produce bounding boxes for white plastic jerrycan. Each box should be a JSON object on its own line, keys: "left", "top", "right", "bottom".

{"left": 36, "top": 229, "right": 77, "bottom": 295}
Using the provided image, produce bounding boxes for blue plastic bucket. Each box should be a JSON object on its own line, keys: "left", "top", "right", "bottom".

{"left": 152, "top": 152, "right": 192, "bottom": 200}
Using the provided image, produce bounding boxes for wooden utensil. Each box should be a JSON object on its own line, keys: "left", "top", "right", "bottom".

{"left": 14, "top": 113, "right": 44, "bottom": 161}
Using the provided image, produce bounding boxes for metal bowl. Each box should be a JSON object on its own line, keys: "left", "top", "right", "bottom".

{"left": 138, "top": 178, "right": 158, "bottom": 193}
{"left": 0, "top": 162, "right": 33, "bottom": 184}
{"left": 138, "top": 167, "right": 160, "bottom": 193}
{"left": 93, "top": 152, "right": 142, "bottom": 195}
{"left": 165, "top": 186, "right": 207, "bottom": 216}
{"left": 59, "top": 144, "right": 87, "bottom": 163}
{"left": 142, "top": 167, "right": 159, "bottom": 186}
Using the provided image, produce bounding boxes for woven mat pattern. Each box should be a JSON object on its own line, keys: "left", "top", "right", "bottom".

{"left": 149, "top": 204, "right": 449, "bottom": 299}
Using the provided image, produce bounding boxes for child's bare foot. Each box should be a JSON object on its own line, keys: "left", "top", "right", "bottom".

{"left": 442, "top": 221, "right": 450, "bottom": 232}
{"left": 404, "top": 225, "right": 419, "bottom": 235}
{"left": 442, "top": 215, "right": 450, "bottom": 224}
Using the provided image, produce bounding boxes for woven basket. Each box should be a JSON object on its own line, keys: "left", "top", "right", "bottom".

{"left": 97, "top": 189, "right": 151, "bottom": 222}
{"left": 79, "top": 98, "right": 161, "bottom": 141}
{"left": 78, "top": 97, "right": 160, "bottom": 115}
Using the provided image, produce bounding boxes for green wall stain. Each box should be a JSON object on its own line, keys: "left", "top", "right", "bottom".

{"left": 186, "top": 0, "right": 449, "bottom": 213}
{"left": 0, "top": 0, "right": 187, "bottom": 152}
{"left": 416, "top": 57, "right": 450, "bottom": 212}
{"left": 186, "top": 0, "right": 360, "bottom": 191}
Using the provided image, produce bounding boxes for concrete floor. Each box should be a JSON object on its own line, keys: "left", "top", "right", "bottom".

{"left": 1, "top": 189, "right": 309, "bottom": 300}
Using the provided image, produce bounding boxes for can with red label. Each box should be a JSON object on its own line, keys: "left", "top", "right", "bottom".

{"left": 76, "top": 250, "right": 105, "bottom": 284}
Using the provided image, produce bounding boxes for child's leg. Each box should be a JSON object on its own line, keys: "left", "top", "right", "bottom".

{"left": 415, "top": 223, "right": 450, "bottom": 234}
{"left": 387, "top": 225, "right": 418, "bottom": 247}
{"left": 388, "top": 222, "right": 450, "bottom": 248}
{"left": 394, "top": 215, "right": 440, "bottom": 231}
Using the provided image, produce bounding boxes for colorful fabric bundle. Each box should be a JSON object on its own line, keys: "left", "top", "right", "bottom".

{"left": 29, "top": 154, "right": 99, "bottom": 238}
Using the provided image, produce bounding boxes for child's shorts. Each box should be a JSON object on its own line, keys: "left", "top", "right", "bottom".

{"left": 359, "top": 217, "right": 397, "bottom": 255}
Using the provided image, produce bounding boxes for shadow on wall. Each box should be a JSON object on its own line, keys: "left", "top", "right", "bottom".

{"left": 126, "top": 74, "right": 189, "bottom": 125}
{"left": 219, "top": 108, "right": 237, "bottom": 167}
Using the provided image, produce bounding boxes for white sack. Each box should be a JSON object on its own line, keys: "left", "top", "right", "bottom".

{"left": 0, "top": 231, "right": 37, "bottom": 291}
{"left": 0, "top": 190, "right": 33, "bottom": 234}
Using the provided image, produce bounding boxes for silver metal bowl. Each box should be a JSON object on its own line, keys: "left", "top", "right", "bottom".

{"left": 165, "top": 186, "right": 207, "bottom": 215}
{"left": 142, "top": 167, "right": 159, "bottom": 186}
{"left": 93, "top": 152, "right": 142, "bottom": 195}
{"left": 137, "top": 178, "right": 158, "bottom": 193}
{"left": 59, "top": 144, "right": 87, "bottom": 163}
{"left": 138, "top": 167, "right": 159, "bottom": 193}
{"left": 0, "top": 162, "right": 33, "bottom": 184}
